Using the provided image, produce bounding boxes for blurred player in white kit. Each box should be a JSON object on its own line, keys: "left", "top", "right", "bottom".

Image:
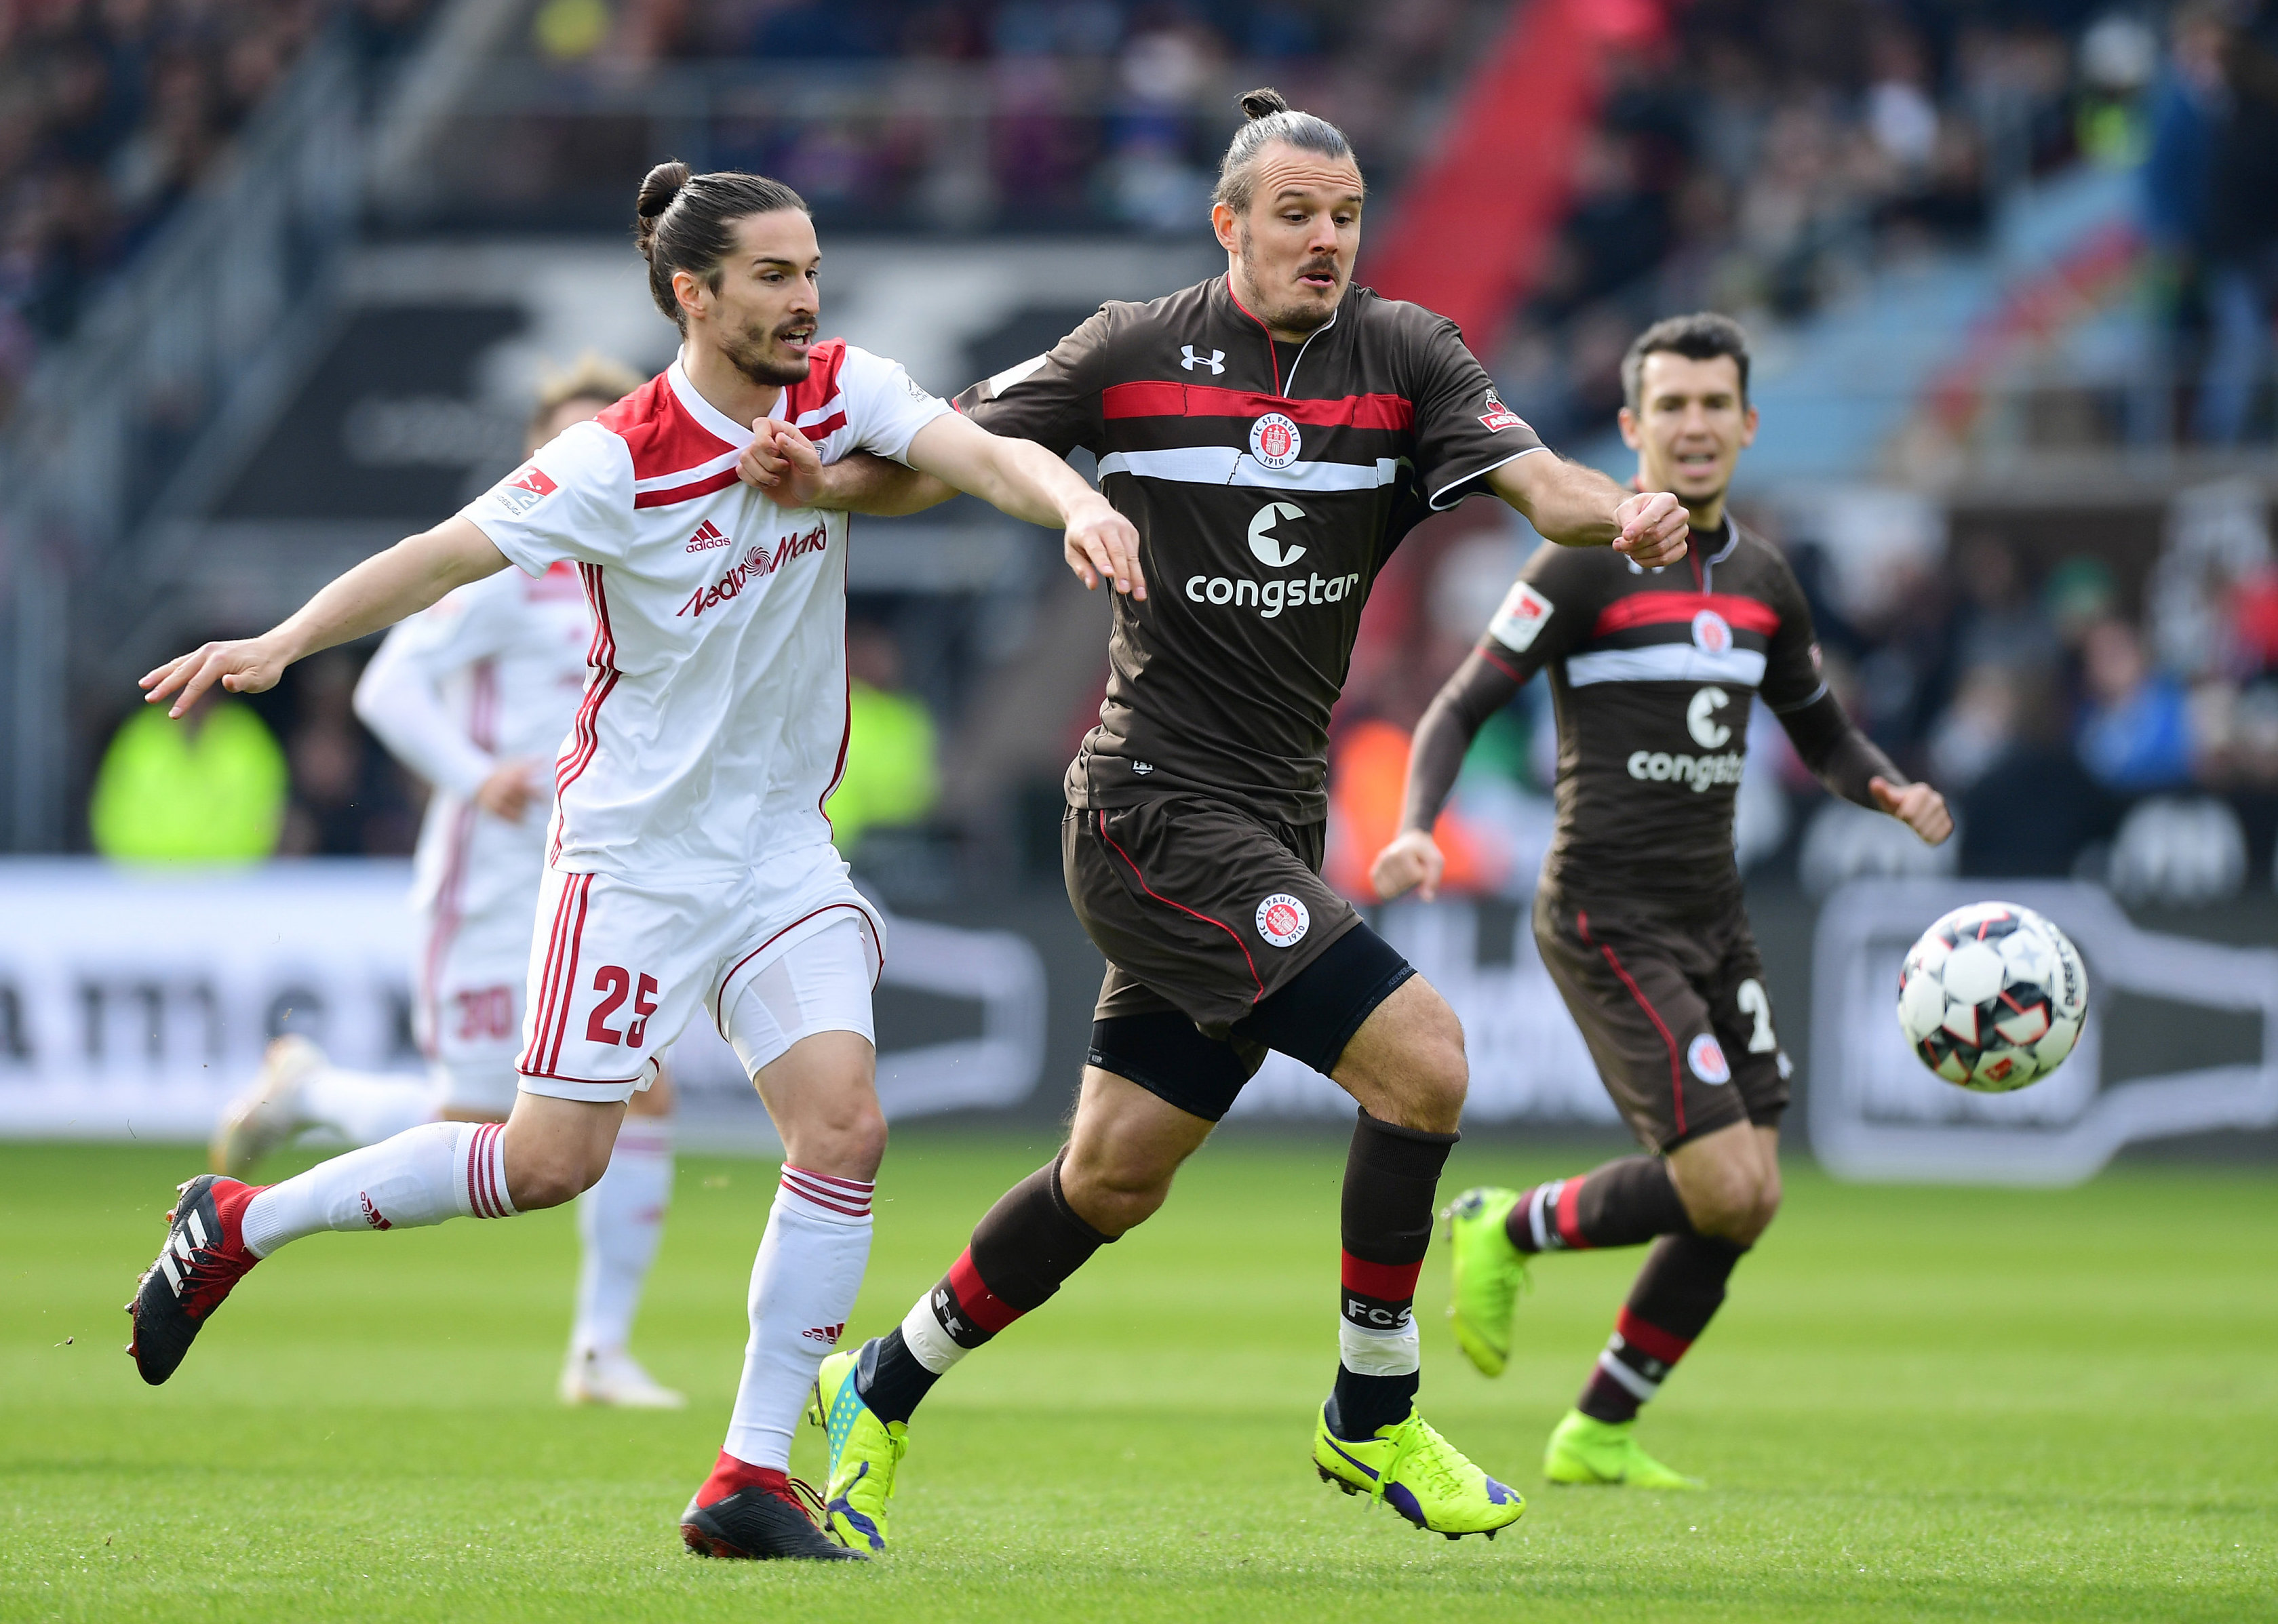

{"left": 130, "top": 160, "right": 1144, "bottom": 1564}
{"left": 208, "top": 357, "right": 686, "bottom": 1410}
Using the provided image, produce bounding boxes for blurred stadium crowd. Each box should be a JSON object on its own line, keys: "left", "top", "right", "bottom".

{"left": 416, "top": 0, "right": 1478, "bottom": 233}
{"left": 1499, "top": 0, "right": 2278, "bottom": 449}
{"left": 0, "top": 0, "right": 439, "bottom": 418}
{"left": 23, "top": 0, "right": 2278, "bottom": 911}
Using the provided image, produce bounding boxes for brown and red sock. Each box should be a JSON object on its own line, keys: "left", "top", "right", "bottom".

{"left": 1576, "top": 1231, "right": 1747, "bottom": 1423}
{"left": 1329, "top": 1110, "right": 1459, "bottom": 1441}
{"left": 1505, "top": 1154, "right": 1692, "bottom": 1254}
{"left": 855, "top": 1149, "right": 1111, "bottom": 1425}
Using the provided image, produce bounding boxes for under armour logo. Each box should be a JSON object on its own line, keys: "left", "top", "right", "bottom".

{"left": 1181, "top": 345, "right": 1225, "bottom": 374}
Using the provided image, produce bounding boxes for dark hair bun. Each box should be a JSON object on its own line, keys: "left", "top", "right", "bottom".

{"left": 1238, "top": 87, "right": 1290, "bottom": 121}
{"left": 634, "top": 161, "right": 690, "bottom": 252}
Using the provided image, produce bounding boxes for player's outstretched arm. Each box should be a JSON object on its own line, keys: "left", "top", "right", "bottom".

{"left": 1371, "top": 647, "right": 1528, "bottom": 903}
{"left": 1777, "top": 691, "right": 1953, "bottom": 844}
{"left": 902, "top": 412, "right": 1146, "bottom": 600}
{"left": 1487, "top": 454, "right": 1689, "bottom": 569}
{"left": 738, "top": 421, "right": 958, "bottom": 517}
{"left": 140, "top": 516, "right": 511, "bottom": 718}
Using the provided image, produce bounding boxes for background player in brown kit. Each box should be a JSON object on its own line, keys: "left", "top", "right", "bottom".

{"left": 1372, "top": 312, "right": 1952, "bottom": 1488}
{"left": 745, "top": 89, "right": 1692, "bottom": 1548}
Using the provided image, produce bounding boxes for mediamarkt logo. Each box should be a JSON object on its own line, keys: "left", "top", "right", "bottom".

{"left": 678, "top": 523, "right": 829, "bottom": 618}
{"left": 1628, "top": 749, "right": 1744, "bottom": 791}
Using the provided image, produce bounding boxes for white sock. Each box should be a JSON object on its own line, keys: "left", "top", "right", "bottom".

{"left": 1339, "top": 1315, "right": 1421, "bottom": 1377}
{"left": 239, "top": 1120, "right": 517, "bottom": 1257}
{"left": 722, "top": 1166, "right": 873, "bottom": 1471}
{"left": 298, "top": 1066, "right": 437, "bottom": 1146}
{"left": 571, "top": 1120, "right": 673, "bottom": 1356}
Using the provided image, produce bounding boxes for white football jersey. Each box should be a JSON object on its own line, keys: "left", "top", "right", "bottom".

{"left": 353, "top": 560, "right": 593, "bottom": 926}
{"left": 460, "top": 342, "right": 949, "bottom": 880}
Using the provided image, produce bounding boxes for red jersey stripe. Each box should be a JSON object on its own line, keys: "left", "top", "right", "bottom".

{"left": 1101, "top": 380, "right": 1415, "bottom": 430}
{"left": 632, "top": 467, "right": 743, "bottom": 509}
{"left": 1592, "top": 591, "right": 1780, "bottom": 639}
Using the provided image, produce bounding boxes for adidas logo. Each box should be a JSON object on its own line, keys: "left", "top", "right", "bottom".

{"left": 685, "top": 519, "right": 730, "bottom": 553}
{"left": 360, "top": 1192, "right": 392, "bottom": 1231}
{"left": 800, "top": 1322, "right": 846, "bottom": 1345}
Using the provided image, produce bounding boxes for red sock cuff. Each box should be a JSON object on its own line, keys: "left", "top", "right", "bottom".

{"left": 1340, "top": 1250, "right": 1423, "bottom": 1303}
{"left": 946, "top": 1247, "right": 1026, "bottom": 1334}
{"left": 695, "top": 1450, "right": 785, "bottom": 1507}
{"left": 1614, "top": 1307, "right": 1694, "bottom": 1365}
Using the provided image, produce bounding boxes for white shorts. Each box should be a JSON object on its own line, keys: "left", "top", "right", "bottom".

{"left": 416, "top": 890, "right": 536, "bottom": 1116}
{"left": 515, "top": 848, "right": 884, "bottom": 1104}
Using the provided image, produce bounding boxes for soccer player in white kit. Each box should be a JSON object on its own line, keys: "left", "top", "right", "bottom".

{"left": 206, "top": 358, "right": 688, "bottom": 1410}
{"left": 127, "top": 163, "right": 1146, "bottom": 1563}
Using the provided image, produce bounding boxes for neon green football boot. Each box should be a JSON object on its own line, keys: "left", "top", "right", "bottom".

{"left": 1542, "top": 1408, "right": 1702, "bottom": 1489}
{"left": 808, "top": 1346, "right": 907, "bottom": 1551}
{"left": 1313, "top": 1404, "right": 1526, "bottom": 1538}
{"left": 1442, "top": 1186, "right": 1529, "bottom": 1377}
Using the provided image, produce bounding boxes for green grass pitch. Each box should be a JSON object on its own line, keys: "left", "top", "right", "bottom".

{"left": 3, "top": 1132, "right": 2273, "bottom": 1623}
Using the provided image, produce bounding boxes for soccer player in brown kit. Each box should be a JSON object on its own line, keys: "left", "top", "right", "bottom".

{"left": 1371, "top": 312, "right": 1955, "bottom": 1489}
{"left": 741, "top": 90, "right": 1691, "bottom": 1547}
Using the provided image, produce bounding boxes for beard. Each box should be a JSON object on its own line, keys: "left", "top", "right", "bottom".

{"left": 720, "top": 319, "right": 812, "bottom": 387}
{"left": 1237, "top": 227, "right": 1343, "bottom": 335}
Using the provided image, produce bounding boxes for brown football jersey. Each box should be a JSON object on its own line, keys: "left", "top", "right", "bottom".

{"left": 1479, "top": 517, "right": 1826, "bottom": 907}
{"left": 956, "top": 274, "right": 1546, "bottom": 825}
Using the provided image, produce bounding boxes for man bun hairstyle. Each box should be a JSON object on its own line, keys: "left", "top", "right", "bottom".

{"left": 1214, "top": 86, "right": 1358, "bottom": 214}
{"left": 1622, "top": 311, "right": 1752, "bottom": 412}
{"left": 633, "top": 161, "right": 808, "bottom": 330}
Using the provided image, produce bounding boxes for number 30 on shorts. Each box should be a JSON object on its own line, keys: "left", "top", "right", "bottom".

{"left": 1735, "top": 978, "right": 1778, "bottom": 1054}
{"left": 588, "top": 966, "right": 659, "bottom": 1048}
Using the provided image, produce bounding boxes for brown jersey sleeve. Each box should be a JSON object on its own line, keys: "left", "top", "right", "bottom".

{"left": 1757, "top": 548, "right": 1830, "bottom": 715}
{"left": 1755, "top": 548, "right": 1904, "bottom": 805}
{"left": 1400, "top": 543, "right": 1606, "bottom": 833}
{"left": 951, "top": 305, "right": 1112, "bottom": 456}
{"left": 1403, "top": 313, "right": 1548, "bottom": 511}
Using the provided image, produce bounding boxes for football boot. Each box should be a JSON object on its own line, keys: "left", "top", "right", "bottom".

{"left": 808, "top": 1344, "right": 906, "bottom": 1553}
{"left": 1542, "top": 1409, "right": 1702, "bottom": 1489}
{"left": 680, "top": 1469, "right": 858, "bottom": 1561}
{"left": 126, "top": 1174, "right": 264, "bottom": 1385}
{"left": 209, "top": 1035, "right": 323, "bottom": 1176}
{"left": 1312, "top": 1402, "right": 1525, "bottom": 1538}
{"left": 560, "top": 1347, "right": 686, "bottom": 1409}
{"left": 1442, "top": 1185, "right": 1529, "bottom": 1377}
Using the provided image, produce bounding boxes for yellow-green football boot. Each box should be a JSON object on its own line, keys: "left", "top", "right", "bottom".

{"left": 1542, "top": 1408, "right": 1702, "bottom": 1489}
{"left": 1442, "top": 1186, "right": 1530, "bottom": 1377}
{"left": 1313, "top": 1404, "right": 1525, "bottom": 1538}
{"left": 808, "top": 1345, "right": 908, "bottom": 1551}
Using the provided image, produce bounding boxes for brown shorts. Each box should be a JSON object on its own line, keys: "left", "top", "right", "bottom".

{"left": 1533, "top": 886, "right": 1790, "bottom": 1153}
{"left": 1064, "top": 795, "right": 1362, "bottom": 1037}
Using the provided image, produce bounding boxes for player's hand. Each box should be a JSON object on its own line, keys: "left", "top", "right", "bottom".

{"left": 1872, "top": 776, "right": 1953, "bottom": 845}
{"left": 475, "top": 757, "right": 541, "bottom": 823}
{"left": 739, "top": 418, "right": 825, "bottom": 507}
{"left": 1369, "top": 828, "right": 1446, "bottom": 903}
{"left": 1063, "top": 494, "right": 1146, "bottom": 601}
{"left": 139, "top": 637, "right": 288, "bottom": 718}
{"left": 1613, "top": 490, "right": 1689, "bottom": 569}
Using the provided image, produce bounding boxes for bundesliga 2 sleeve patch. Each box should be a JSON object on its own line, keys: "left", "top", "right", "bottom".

{"left": 492, "top": 464, "right": 558, "bottom": 517}
{"left": 1487, "top": 579, "right": 1554, "bottom": 652}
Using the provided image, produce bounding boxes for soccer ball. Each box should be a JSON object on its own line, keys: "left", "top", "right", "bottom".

{"left": 1896, "top": 902, "right": 2088, "bottom": 1092}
